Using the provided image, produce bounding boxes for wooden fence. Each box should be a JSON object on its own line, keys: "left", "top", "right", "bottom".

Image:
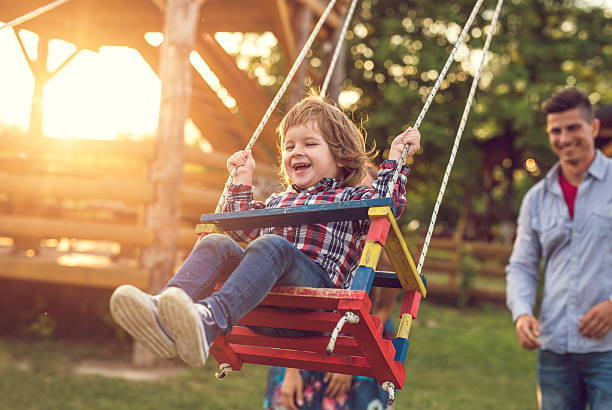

{"left": 407, "top": 237, "right": 512, "bottom": 305}
{"left": 0, "top": 134, "right": 512, "bottom": 305}
{"left": 0, "top": 134, "right": 278, "bottom": 290}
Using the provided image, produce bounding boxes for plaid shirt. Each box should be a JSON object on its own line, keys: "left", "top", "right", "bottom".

{"left": 223, "top": 160, "right": 409, "bottom": 289}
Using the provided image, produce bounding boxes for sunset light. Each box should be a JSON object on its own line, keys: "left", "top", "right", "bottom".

{"left": 0, "top": 25, "right": 161, "bottom": 139}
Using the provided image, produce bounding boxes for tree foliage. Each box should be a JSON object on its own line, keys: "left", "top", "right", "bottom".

{"left": 343, "top": 0, "right": 612, "bottom": 239}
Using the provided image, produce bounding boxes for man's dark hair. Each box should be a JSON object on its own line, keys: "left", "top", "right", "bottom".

{"left": 541, "top": 87, "right": 594, "bottom": 122}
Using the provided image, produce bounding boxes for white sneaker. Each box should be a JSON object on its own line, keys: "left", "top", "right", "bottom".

{"left": 109, "top": 285, "right": 177, "bottom": 358}
{"left": 158, "top": 287, "right": 215, "bottom": 367}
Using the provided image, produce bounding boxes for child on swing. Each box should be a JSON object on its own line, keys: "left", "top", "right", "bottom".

{"left": 110, "top": 95, "right": 420, "bottom": 368}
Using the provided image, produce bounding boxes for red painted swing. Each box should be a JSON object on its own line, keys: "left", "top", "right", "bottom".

{"left": 195, "top": 198, "right": 426, "bottom": 394}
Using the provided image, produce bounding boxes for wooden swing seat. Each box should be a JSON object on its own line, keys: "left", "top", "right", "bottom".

{"left": 195, "top": 197, "right": 426, "bottom": 389}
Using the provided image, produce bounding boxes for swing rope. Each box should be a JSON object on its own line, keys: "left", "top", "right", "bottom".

{"left": 320, "top": 0, "right": 360, "bottom": 97}
{"left": 0, "top": 0, "right": 72, "bottom": 31}
{"left": 214, "top": 0, "right": 340, "bottom": 212}
{"left": 417, "top": 0, "right": 504, "bottom": 273}
{"left": 385, "top": 0, "right": 486, "bottom": 197}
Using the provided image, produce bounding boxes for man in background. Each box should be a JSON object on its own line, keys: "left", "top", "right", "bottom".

{"left": 506, "top": 87, "right": 612, "bottom": 409}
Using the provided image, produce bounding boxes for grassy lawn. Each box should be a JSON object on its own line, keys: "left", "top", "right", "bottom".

{"left": 0, "top": 302, "right": 538, "bottom": 409}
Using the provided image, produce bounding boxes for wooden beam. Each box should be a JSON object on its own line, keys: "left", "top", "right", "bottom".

{"left": 199, "top": 0, "right": 277, "bottom": 32}
{"left": 0, "top": 174, "right": 153, "bottom": 203}
{"left": 0, "top": 256, "right": 149, "bottom": 289}
{"left": 274, "top": 0, "right": 297, "bottom": 63}
{"left": 0, "top": 135, "right": 156, "bottom": 159}
{"left": 131, "top": 37, "right": 245, "bottom": 153}
{"left": 287, "top": 4, "right": 313, "bottom": 107}
{"left": 296, "top": 0, "right": 341, "bottom": 29}
{"left": 195, "top": 33, "right": 280, "bottom": 160}
{"left": 0, "top": 214, "right": 198, "bottom": 250}
{"left": 0, "top": 215, "right": 152, "bottom": 246}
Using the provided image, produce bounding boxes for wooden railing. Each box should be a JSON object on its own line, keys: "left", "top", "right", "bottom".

{"left": 0, "top": 134, "right": 278, "bottom": 290}
{"left": 406, "top": 237, "right": 512, "bottom": 305}
{"left": 0, "top": 134, "right": 513, "bottom": 304}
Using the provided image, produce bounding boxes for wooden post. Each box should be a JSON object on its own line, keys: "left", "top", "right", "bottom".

{"left": 137, "top": 0, "right": 204, "bottom": 366}
{"left": 324, "top": 17, "right": 346, "bottom": 104}
{"left": 287, "top": 5, "right": 313, "bottom": 108}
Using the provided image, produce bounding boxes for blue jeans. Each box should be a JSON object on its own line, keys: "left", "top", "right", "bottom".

{"left": 162, "top": 234, "right": 333, "bottom": 337}
{"left": 538, "top": 349, "right": 612, "bottom": 410}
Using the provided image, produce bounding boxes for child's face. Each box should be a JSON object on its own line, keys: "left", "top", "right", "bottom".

{"left": 282, "top": 121, "right": 341, "bottom": 189}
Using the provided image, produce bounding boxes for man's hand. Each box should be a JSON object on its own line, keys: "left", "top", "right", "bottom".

{"left": 579, "top": 299, "right": 612, "bottom": 339}
{"left": 389, "top": 128, "right": 421, "bottom": 162}
{"left": 515, "top": 314, "right": 542, "bottom": 350}
{"left": 226, "top": 149, "right": 255, "bottom": 185}
{"left": 280, "top": 368, "right": 303, "bottom": 410}
{"left": 324, "top": 373, "right": 352, "bottom": 399}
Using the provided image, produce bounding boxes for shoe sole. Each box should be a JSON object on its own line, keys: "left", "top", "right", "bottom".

{"left": 158, "top": 287, "right": 208, "bottom": 367}
{"left": 109, "top": 285, "right": 176, "bottom": 358}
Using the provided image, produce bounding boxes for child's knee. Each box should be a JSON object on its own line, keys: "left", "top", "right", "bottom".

{"left": 195, "top": 233, "right": 238, "bottom": 253}
{"left": 247, "top": 234, "right": 292, "bottom": 256}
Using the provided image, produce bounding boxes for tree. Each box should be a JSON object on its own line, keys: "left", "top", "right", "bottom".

{"left": 344, "top": 0, "right": 612, "bottom": 240}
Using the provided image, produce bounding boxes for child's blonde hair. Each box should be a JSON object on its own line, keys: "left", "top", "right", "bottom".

{"left": 278, "top": 96, "right": 374, "bottom": 188}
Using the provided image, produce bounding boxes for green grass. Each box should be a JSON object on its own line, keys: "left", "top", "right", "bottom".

{"left": 0, "top": 303, "right": 537, "bottom": 409}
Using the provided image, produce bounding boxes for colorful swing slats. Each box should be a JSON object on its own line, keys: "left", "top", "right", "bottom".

{"left": 210, "top": 286, "right": 406, "bottom": 386}
{"left": 198, "top": 198, "right": 425, "bottom": 390}
{"left": 369, "top": 206, "right": 427, "bottom": 297}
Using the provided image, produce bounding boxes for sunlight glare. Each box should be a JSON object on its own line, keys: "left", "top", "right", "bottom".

{"left": 43, "top": 46, "right": 161, "bottom": 139}
{"left": 190, "top": 51, "right": 237, "bottom": 110}
{"left": 0, "top": 25, "right": 34, "bottom": 131}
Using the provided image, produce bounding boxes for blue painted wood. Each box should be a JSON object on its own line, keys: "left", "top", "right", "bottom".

{"left": 351, "top": 266, "right": 376, "bottom": 292}
{"left": 371, "top": 271, "right": 401, "bottom": 288}
{"left": 200, "top": 197, "right": 396, "bottom": 231}
{"left": 392, "top": 337, "right": 410, "bottom": 363}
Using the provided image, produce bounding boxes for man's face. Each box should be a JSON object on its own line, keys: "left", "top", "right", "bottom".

{"left": 546, "top": 107, "right": 599, "bottom": 167}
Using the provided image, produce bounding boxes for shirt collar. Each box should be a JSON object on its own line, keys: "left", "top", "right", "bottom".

{"left": 545, "top": 149, "right": 607, "bottom": 193}
{"left": 291, "top": 177, "right": 341, "bottom": 193}
{"left": 587, "top": 150, "right": 607, "bottom": 181}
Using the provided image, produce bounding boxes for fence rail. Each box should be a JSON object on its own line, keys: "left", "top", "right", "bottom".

{"left": 0, "top": 134, "right": 512, "bottom": 304}
{"left": 408, "top": 237, "right": 512, "bottom": 304}
{"left": 0, "top": 133, "right": 278, "bottom": 290}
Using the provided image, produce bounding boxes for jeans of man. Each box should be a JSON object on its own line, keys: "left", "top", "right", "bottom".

{"left": 538, "top": 349, "right": 612, "bottom": 410}
{"left": 162, "top": 233, "right": 334, "bottom": 337}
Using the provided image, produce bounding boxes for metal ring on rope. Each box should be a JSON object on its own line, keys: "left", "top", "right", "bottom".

{"left": 0, "top": 0, "right": 72, "bottom": 31}
{"left": 382, "top": 381, "right": 396, "bottom": 409}
{"left": 214, "top": 362, "right": 233, "bottom": 380}
{"left": 326, "top": 311, "right": 359, "bottom": 354}
{"left": 214, "top": 0, "right": 339, "bottom": 212}
{"left": 416, "top": 0, "right": 504, "bottom": 274}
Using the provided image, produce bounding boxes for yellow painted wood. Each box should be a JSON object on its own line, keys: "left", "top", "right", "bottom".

{"left": 397, "top": 313, "right": 413, "bottom": 339}
{"left": 368, "top": 206, "right": 427, "bottom": 297}
{"left": 359, "top": 240, "right": 383, "bottom": 268}
{"left": 195, "top": 224, "right": 224, "bottom": 235}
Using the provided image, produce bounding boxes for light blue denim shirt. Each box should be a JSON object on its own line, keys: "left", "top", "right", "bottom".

{"left": 506, "top": 150, "right": 612, "bottom": 354}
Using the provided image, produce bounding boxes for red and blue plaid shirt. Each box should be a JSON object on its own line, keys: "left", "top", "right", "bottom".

{"left": 223, "top": 160, "right": 409, "bottom": 289}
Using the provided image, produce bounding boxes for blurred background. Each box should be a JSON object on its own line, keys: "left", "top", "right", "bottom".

{"left": 0, "top": 0, "right": 610, "bottom": 408}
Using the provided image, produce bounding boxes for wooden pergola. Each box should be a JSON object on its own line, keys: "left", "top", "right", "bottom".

{"left": 1, "top": 0, "right": 353, "bottom": 365}
{"left": 0, "top": 0, "right": 348, "bottom": 160}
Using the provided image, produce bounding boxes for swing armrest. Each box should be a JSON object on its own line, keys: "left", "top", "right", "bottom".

{"left": 197, "top": 197, "right": 396, "bottom": 233}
